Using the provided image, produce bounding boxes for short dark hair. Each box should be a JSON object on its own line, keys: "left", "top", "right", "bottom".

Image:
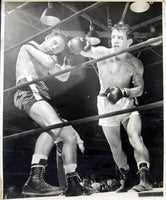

{"left": 112, "top": 23, "right": 133, "bottom": 39}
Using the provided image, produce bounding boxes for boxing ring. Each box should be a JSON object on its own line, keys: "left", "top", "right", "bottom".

{"left": 2, "top": 1, "right": 164, "bottom": 199}
{"left": 3, "top": 35, "right": 163, "bottom": 141}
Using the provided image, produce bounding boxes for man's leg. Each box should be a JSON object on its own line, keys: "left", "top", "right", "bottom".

{"left": 22, "top": 101, "right": 63, "bottom": 197}
{"left": 59, "top": 127, "right": 87, "bottom": 196}
{"left": 102, "top": 126, "right": 129, "bottom": 170}
{"left": 102, "top": 126, "right": 130, "bottom": 192}
{"left": 124, "top": 114, "right": 152, "bottom": 191}
{"left": 22, "top": 132, "right": 62, "bottom": 197}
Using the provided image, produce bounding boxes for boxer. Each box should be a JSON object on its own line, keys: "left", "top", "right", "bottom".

{"left": 68, "top": 23, "right": 152, "bottom": 192}
{"left": 14, "top": 29, "right": 89, "bottom": 197}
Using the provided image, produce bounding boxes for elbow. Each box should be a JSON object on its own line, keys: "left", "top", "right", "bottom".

{"left": 20, "top": 44, "right": 30, "bottom": 53}
{"left": 137, "top": 86, "right": 144, "bottom": 97}
{"left": 140, "top": 89, "right": 144, "bottom": 96}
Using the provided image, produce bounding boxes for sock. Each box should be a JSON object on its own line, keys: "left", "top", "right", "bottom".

{"left": 63, "top": 164, "right": 77, "bottom": 174}
{"left": 137, "top": 161, "right": 150, "bottom": 170}
{"left": 31, "top": 154, "right": 48, "bottom": 165}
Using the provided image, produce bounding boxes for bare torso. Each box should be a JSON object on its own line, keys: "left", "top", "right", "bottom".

{"left": 16, "top": 41, "right": 49, "bottom": 81}
{"left": 96, "top": 49, "right": 142, "bottom": 93}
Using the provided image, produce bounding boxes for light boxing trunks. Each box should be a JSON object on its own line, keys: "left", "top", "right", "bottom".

{"left": 14, "top": 76, "right": 51, "bottom": 113}
{"left": 97, "top": 94, "right": 139, "bottom": 127}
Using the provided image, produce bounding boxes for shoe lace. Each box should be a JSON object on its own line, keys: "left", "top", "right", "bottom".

{"left": 136, "top": 166, "right": 148, "bottom": 175}
{"left": 39, "top": 167, "right": 54, "bottom": 188}
{"left": 76, "top": 174, "right": 82, "bottom": 182}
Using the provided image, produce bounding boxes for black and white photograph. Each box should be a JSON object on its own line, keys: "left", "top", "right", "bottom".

{"left": 1, "top": 1, "right": 165, "bottom": 200}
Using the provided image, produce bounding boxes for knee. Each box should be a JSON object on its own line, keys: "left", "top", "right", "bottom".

{"left": 61, "top": 127, "right": 77, "bottom": 144}
{"left": 43, "top": 118, "right": 62, "bottom": 135}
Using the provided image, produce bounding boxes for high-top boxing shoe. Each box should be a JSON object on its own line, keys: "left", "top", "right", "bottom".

{"left": 65, "top": 172, "right": 83, "bottom": 196}
{"left": 132, "top": 163, "right": 152, "bottom": 192}
{"left": 65, "top": 172, "right": 94, "bottom": 196}
{"left": 22, "top": 165, "right": 62, "bottom": 197}
{"left": 116, "top": 168, "right": 131, "bottom": 192}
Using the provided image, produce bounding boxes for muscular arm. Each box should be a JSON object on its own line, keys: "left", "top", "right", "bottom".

{"left": 21, "top": 44, "right": 57, "bottom": 69}
{"left": 19, "top": 45, "right": 70, "bottom": 81}
{"left": 80, "top": 46, "right": 109, "bottom": 59}
{"left": 125, "top": 73, "right": 144, "bottom": 98}
{"left": 124, "top": 59, "right": 144, "bottom": 98}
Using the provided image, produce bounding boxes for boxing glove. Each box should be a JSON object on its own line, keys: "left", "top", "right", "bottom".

{"left": 106, "top": 87, "right": 128, "bottom": 104}
{"left": 67, "top": 37, "right": 91, "bottom": 54}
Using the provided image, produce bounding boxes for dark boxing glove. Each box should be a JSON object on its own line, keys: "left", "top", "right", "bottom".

{"left": 67, "top": 37, "right": 91, "bottom": 54}
{"left": 106, "top": 87, "right": 128, "bottom": 104}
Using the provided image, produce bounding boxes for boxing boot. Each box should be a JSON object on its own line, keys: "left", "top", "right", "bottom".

{"left": 116, "top": 168, "right": 131, "bottom": 192}
{"left": 22, "top": 165, "right": 62, "bottom": 197}
{"left": 132, "top": 163, "right": 152, "bottom": 192}
{"left": 65, "top": 172, "right": 94, "bottom": 196}
{"left": 65, "top": 172, "right": 84, "bottom": 196}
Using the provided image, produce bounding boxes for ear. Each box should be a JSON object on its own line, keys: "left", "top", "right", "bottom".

{"left": 128, "top": 38, "right": 133, "bottom": 46}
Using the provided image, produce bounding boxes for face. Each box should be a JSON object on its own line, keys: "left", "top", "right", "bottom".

{"left": 42, "top": 35, "right": 65, "bottom": 55}
{"left": 111, "top": 29, "right": 131, "bottom": 51}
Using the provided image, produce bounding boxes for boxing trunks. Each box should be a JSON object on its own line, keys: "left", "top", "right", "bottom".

{"left": 14, "top": 76, "right": 51, "bottom": 113}
{"left": 97, "top": 95, "right": 139, "bottom": 127}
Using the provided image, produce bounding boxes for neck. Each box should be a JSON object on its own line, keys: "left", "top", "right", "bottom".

{"left": 115, "top": 52, "right": 128, "bottom": 61}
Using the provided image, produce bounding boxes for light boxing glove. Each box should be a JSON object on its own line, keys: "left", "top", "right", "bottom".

{"left": 105, "top": 87, "right": 128, "bottom": 104}
{"left": 67, "top": 37, "right": 91, "bottom": 54}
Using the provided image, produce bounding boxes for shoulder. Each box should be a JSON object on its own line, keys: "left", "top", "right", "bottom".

{"left": 19, "top": 41, "right": 41, "bottom": 58}
{"left": 20, "top": 41, "right": 39, "bottom": 51}
{"left": 128, "top": 53, "right": 144, "bottom": 75}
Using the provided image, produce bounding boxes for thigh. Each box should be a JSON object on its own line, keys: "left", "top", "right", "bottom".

{"left": 28, "top": 100, "right": 62, "bottom": 127}
{"left": 102, "top": 126, "right": 121, "bottom": 145}
{"left": 125, "top": 114, "right": 142, "bottom": 138}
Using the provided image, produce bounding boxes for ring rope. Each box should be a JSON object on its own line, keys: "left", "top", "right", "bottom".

{"left": 5, "top": 2, "right": 29, "bottom": 16}
{"left": 5, "top": 2, "right": 104, "bottom": 53}
{"left": 3, "top": 100, "right": 163, "bottom": 140}
{"left": 4, "top": 35, "right": 162, "bottom": 93}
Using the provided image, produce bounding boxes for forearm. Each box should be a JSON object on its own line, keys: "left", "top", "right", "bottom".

{"left": 67, "top": 37, "right": 104, "bottom": 59}
{"left": 123, "top": 85, "right": 144, "bottom": 98}
{"left": 124, "top": 72, "right": 144, "bottom": 98}
{"left": 80, "top": 46, "right": 101, "bottom": 59}
{"left": 23, "top": 45, "right": 56, "bottom": 69}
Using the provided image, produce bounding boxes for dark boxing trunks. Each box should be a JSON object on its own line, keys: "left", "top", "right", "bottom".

{"left": 14, "top": 77, "right": 51, "bottom": 113}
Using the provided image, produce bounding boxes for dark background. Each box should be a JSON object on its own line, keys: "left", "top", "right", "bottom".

{"left": 3, "top": 2, "right": 163, "bottom": 198}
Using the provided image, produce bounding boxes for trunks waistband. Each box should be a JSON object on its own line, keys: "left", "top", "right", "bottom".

{"left": 16, "top": 75, "right": 38, "bottom": 84}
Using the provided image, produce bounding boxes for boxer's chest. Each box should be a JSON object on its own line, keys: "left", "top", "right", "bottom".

{"left": 98, "top": 58, "right": 134, "bottom": 87}
{"left": 31, "top": 58, "right": 49, "bottom": 77}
